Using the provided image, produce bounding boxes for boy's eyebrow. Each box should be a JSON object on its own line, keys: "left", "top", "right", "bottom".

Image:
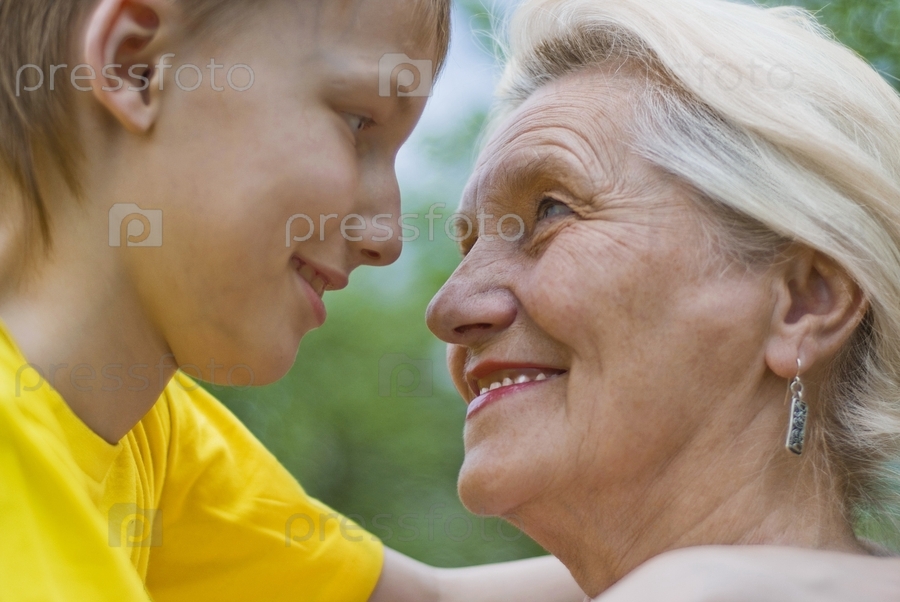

{"left": 321, "top": 53, "right": 427, "bottom": 121}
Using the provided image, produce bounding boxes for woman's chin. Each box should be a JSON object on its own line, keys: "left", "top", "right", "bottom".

{"left": 457, "top": 456, "right": 532, "bottom": 517}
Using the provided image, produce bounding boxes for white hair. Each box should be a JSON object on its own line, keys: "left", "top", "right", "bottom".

{"left": 492, "top": 0, "right": 900, "bottom": 536}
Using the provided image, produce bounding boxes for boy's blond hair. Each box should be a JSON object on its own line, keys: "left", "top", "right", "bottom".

{"left": 0, "top": 0, "right": 451, "bottom": 248}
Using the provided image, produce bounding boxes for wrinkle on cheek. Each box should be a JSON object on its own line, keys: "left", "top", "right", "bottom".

{"left": 572, "top": 208, "right": 704, "bottom": 278}
{"left": 464, "top": 250, "right": 516, "bottom": 287}
{"left": 447, "top": 344, "right": 470, "bottom": 399}
{"left": 521, "top": 215, "right": 707, "bottom": 369}
{"left": 527, "top": 218, "right": 574, "bottom": 255}
{"left": 553, "top": 223, "right": 651, "bottom": 286}
{"left": 564, "top": 368, "right": 608, "bottom": 477}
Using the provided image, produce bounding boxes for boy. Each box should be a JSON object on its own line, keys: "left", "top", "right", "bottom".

{"left": 0, "top": 0, "right": 584, "bottom": 600}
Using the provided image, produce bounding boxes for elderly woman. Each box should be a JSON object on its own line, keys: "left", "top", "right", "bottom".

{"left": 427, "top": 0, "right": 900, "bottom": 598}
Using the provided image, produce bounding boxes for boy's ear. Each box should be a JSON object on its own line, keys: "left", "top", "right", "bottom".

{"left": 765, "top": 247, "right": 868, "bottom": 379}
{"left": 84, "top": 0, "right": 171, "bottom": 133}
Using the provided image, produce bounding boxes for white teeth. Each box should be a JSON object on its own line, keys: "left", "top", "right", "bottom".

{"left": 477, "top": 371, "right": 562, "bottom": 396}
{"left": 298, "top": 264, "right": 316, "bottom": 282}
{"left": 311, "top": 276, "right": 326, "bottom": 296}
{"left": 297, "top": 263, "right": 327, "bottom": 297}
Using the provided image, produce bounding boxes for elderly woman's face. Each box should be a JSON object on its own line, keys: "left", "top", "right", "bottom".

{"left": 427, "top": 69, "right": 780, "bottom": 518}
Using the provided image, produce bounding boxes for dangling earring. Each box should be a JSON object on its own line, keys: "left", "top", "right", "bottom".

{"left": 785, "top": 358, "right": 808, "bottom": 455}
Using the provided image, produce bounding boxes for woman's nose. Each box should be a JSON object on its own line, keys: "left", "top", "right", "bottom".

{"left": 426, "top": 257, "right": 518, "bottom": 347}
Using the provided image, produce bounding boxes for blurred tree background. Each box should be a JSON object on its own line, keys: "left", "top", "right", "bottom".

{"left": 771, "top": 0, "right": 899, "bottom": 86}
{"left": 206, "top": 0, "right": 900, "bottom": 569}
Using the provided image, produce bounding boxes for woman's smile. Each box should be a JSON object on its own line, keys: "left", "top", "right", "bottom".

{"left": 465, "top": 363, "right": 569, "bottom": 419}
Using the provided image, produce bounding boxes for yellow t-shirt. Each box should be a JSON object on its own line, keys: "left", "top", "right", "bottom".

{"left": 0, "top": 322, "right": 383, "bottom": 601}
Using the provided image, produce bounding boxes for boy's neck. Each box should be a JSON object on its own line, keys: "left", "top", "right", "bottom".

{"left": 0, "top": 211, "right": 175, "bottom": 444}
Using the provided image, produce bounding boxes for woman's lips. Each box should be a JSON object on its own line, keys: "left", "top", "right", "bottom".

{"left": 465, "top": 367, "right": 567, "bottom": 419}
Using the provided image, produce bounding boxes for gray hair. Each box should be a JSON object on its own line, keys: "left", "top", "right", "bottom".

{"left": 491, "top": 0, "right": 900, "bottom": 536}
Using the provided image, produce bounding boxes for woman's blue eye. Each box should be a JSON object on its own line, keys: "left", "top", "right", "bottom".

{"left": 538, "top": 198, "right": 574, "bottom": 221}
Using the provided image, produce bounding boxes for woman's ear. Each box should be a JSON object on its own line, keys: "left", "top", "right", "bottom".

{"left": 83, "top": 0, "right": 171, "bottom": 133}
{"left": 765, "top": 247, "right": 868, "bottom": 379}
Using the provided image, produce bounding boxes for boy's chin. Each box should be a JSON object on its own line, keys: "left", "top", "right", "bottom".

{"left": 178, "top": 340, "right": 303, "bottom": 388}
{"left": 202, "top": 364, "right": 287, "bottom": 388}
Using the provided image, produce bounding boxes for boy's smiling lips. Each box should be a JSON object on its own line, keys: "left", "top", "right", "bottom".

{"left": 290, "top": 255, "right": 349, "bottom": 325}
{"left": 291, "top": 255, "right": 349, "bottom": 292}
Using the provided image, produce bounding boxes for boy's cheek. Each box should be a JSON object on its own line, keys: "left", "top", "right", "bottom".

{"left": 240, "top": 114, "right": 362, "bottom": 210}
{"left": 159, "top": 128, "right": 361, "bottom": 230}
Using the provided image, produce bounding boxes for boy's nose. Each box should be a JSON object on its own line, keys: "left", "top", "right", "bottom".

{"left": 349, "top": 223, "right": 402, "bottom": 267}
{"left": 352, "top": 162, "right": 403, "bottom": 266}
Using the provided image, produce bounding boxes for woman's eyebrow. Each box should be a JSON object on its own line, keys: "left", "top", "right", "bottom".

{"left": 482, "top": 149, "right": 598, "bottom": 205}
{"left": 477, "top": 152, "right": 559, "bottom": 196}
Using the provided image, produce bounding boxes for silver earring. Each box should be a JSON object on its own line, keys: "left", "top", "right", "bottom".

{"left": 785, "top": 358, "right": 808, "bottom": 455}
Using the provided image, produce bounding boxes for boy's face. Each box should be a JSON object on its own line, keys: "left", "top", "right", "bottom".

{"left": 93, "top": 0, "right": 433, "bottom": 385}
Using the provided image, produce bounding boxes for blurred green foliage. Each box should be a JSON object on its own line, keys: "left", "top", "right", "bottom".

{"left": 208, "top": 0, "right": 900, "bottom": 568}
{"left": 767, "top": 0, "right": 900, "bottom": 89}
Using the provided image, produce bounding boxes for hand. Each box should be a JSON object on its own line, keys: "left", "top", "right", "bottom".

{"left": 594, "top": 545, "right": 900, "bottom": 602}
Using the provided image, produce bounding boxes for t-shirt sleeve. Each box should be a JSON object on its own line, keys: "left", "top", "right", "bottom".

{"left": 145, "top": 373, "right": 384, "bottom": 602}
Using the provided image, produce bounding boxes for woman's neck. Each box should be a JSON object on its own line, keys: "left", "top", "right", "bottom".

{"left": 512, "top": 397, "right": 869, "bottom": 598}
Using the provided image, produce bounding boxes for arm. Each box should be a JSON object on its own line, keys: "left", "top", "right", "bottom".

{"left": 596, "top": 546, "right": 900, "bottom": 602}
{"left": 369, "top": 546, "right": 587, "bottom": 602}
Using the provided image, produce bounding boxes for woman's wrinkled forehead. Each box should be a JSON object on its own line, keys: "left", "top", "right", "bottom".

{"left": 463, "top": 70, "right": 641, "bottom": 213}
